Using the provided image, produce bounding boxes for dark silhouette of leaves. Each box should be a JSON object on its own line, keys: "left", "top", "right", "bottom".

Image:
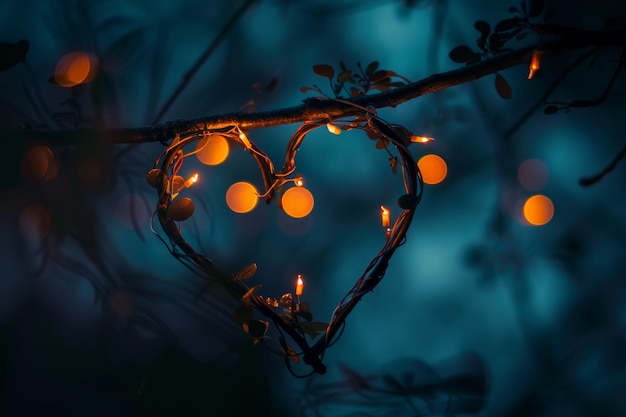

{"left": 494, "top": 17, "right": 522, "bottom": 32}
{"left": 0, "top": 39, "right": 29, "bottom": 72}
{"left": 313, "top": 64, "right": 334, "bottom": 79}
{"left": 235, "top": 263, "right": 257, "bottom": 280}
{"left": 495, "top": 73, "right": 512, "bottom": 99}
{"left": 449, "top": 45, "right": 475, "bottom": 63}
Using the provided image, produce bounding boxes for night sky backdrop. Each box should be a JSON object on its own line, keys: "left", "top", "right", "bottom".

{"left": 1, "top": 0, "right": 626, "bottom": 416}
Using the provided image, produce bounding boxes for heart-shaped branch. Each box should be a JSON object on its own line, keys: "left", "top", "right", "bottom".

{"left": 150, "top": 102, "right": 423, "bottom": 375}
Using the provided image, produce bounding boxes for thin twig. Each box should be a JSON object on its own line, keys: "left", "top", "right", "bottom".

{"left": 151, "top": 0, "right": 258, "bottom": 124}
{"left": 503, "top": 48, "right": 595, "bottom": 140}
{"left": 579, "top": 142, "right": 626, "bottom": 186}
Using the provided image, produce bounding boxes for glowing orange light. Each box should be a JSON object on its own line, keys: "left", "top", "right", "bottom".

{"left": 410, "top": 136, "right": 435, "bottom": 144}
{"left": 196, "top": 135, "right": 230, "bottom": 166}
{"left": 528, "top": 50, "right": 543, "bottom": 79}
{"left": 380, "top": 206, "right": 390, "bottom": 228}
{"left": 21, "top": 145, "right": 57, "bottom": 182}
{"left": 327, "top": 123, "right": 341, "bottom": 135}
{"left": 523, "top": 194, "right": 554, "bottom": 226}
{"left": 282, "top": 187, "right": 314, "bottom": 218}
{"left": 294, "top": 175, "right": 304, "bottom": 187}
{"left": 417, "top": 154, "right": 447, "bottom": 185}
{"left": 54, "top": 52, "right": 96, "bottom": 87}
{"left": 295, "top": 274, "right": 304, "bottom": 296}
{"left": 518, "top": 159, "right": 549, "bottom": 191}
{"left": 184, "top": 173, "right": 199, "bottom": 188}
{"left": 238, "top": 131, "right": 252, "bottom": 149}
{"left": 226, "top": 182, "right": 258, "bottom": 213}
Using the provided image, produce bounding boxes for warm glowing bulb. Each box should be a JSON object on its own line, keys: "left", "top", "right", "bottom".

{"left": 528, "top": 50, "right": 542, "bottom": 79}
{"left": 282, "top": 187, "right": 314, "bottom": 218}
{"left": 294, "top": 175, "right": 304, "bottom": 187}
{"left": 523, "top": 194, "right": 554, "bottom": 226}
{"left": 417, "top": 154, "right": 447, "bottom": 185}
{"left": 380, "top": 206, "right": 390, "bottom": 228}
{"left": 226, "top": 182, "right": 258, "bottom": 213}
{"left": 196, "top": 135, "right": 229, "bottom": 165}
{"left": 327, "top": 123, "right": 341, "bottom": 135}
{"left": 184, "top": 173, "right": 198, "bottom": 188}
{"left": 238, "top": 131, "right": 252, "bottom": 149}
{"left": 295, "top": 275, "right": 304, "bottom": 296}
{"left": 410, "top": 136, "right": 435, "bottom": 144}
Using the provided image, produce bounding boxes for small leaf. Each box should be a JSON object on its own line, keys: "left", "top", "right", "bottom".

{"left": 243, "top": 319, "right": 268, "bottom": 341}
{"left": 167, "top": 197, "right": 194, "bottom": 221}
{"left": 473, "top": 21, "right": 491, "bottom": 37}
{"left": 300, "top": 86, "right": 313, "bottom": 93}
{"left": 375, "top": 138, "right": 389, "bottom": 149}
{"left": 494, "top": 18, "right": 522, "bottom": 32}
{"left": 544, "top": 105, "right": 560, "bottom": 115}
{"left": 233, "top": 305, "right": 253, "bottom": 324}
{"left": 389, "top": 156, "right": 398, "bottom": 174}
{"left": 365, "top": 61, "right": 379, "bottom": 76}
{"left": 528, "top": 0, "right": 544, "bottom": 17}
{"left": 337, "top": 69, "right": 352, "bottom": 84}
{"left": 398, "top": 194, "right": 418, "bottom": 210}
{"left": 299, "top": 321, "right": 328, "bottom": 339}
{"left": 241, "top": 284, "right": 262, "bottom": 307}
{"left": 494, "top": 73, "right": 512, "bottom": 99}
{"left": 235, "top": 263, "right": 257, "bottom": 280}
{"left": 147, "top": 169, "right": 163, "bottom": 187}
{"left": 449, "top": 45, "right": 475, "bottom": 63}
{"left": 350, "top": 87, "right": 362, "bottom": 97}
{"left": 313, "top": 64, "right": 334, "bottom": 79}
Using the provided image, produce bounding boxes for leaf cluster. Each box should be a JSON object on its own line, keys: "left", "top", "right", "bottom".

{"left": 301, "top": 61, "right": 410, "bottom": 98}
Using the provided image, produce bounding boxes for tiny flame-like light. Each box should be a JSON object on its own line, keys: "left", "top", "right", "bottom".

{"left": 238, "top": 131, "right": 252, "bottom": 149}
{"left": 528, "top": 50, "right": 543, "bottom": 79}
{"left": 327, "top": 123, "right": 341, "bottom": 135}
{"left": 294, "top": 175, "right": 304, "bottom": 187}
{"left": 184, "top": 173, "right": 198, "bottom": 188}
{"left": 295, "top": 275, "right": 304, "bottom": 296}
{"left": 381, "top": 206, "right": 390, "bottom": 228}
{"left": 410, "top": 136, "right": 435, "bottom": 144}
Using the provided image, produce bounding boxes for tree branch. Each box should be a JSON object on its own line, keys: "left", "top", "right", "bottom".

{"left": 5, "top": 27, "right": 625, "bottom": 146}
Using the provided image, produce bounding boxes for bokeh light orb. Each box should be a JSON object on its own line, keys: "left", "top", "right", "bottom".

{"left": 523, "top": 194, "right": 554, "bottom": 226}
{"left": 226, "top": 182, "right": 258, "bottom": 213}
{"left": 196, "top": 135, "right": 230, "bottom": 166}
{"left": 417, "top": 154, "right": 447, "bottom": 185}
{"left": 282, "top": 187, "right": 314, "bottom": 218}
{"left": 518, "top": 158, "right": 549, "bottom": 190}
{"left": 54, "top": 52, "right": 97, "bottom": 87}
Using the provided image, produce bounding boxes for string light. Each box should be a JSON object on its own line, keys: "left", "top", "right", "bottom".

{"left": 184, "top": 173, "right": 198, "bottom": 188}
{"left": 528, "top": 50, "right": 543, "bottom": 79}
{"left": 295, "top": 274, "right": 304, "bottom": 296}
{"left": 380, "top": 206, "right": 390, "bottom": 228}
{"left": 326, "top": 123, "right": 342, "bottom": 135}
{"left": 410, "top": 135, "right": 434, "bottom": 144}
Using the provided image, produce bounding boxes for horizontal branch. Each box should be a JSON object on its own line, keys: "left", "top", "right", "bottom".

{"left": 4, "top": 27, "right": 625, "bottom": 146}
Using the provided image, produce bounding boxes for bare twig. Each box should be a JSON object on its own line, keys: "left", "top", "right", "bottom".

{"left": 579, "top": 142, "right": 626, "bottom": 186}
{"left": 150, "top": 0, "right": 258, "bottom": 124}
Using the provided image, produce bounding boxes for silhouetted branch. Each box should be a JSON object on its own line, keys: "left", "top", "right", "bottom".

{"left": 579, "top": 142, "right": 626, "bottom": 186}
{"left": 4, "top": 27, "right": 626, "bottom": 146}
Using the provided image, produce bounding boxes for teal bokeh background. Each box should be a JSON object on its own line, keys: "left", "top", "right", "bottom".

{"left": 1, "top": 0, "right": 625, "bottom": 416}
